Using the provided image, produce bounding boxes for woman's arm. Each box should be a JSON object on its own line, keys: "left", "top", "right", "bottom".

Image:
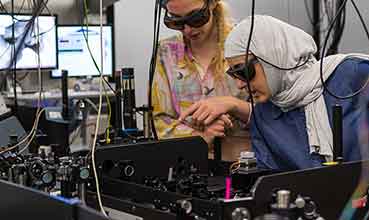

{"left": 179, "top": 96, "right": 252, "bottom": 126}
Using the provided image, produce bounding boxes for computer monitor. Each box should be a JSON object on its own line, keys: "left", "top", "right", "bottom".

{"left": 0, "top": 13, "right": 57, "bottom": 71}
{"left": 51, "top": 25, "right": 114, "bottom": 78}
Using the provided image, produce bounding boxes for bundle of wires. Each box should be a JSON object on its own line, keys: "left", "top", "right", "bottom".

{"left": 304, "top": 0, "right": 346, "bottom": 57}
{"left": 77, "top": 0, "right": 109, "bottom": 216}
{"left": 80, "top": 0, "right": 113, "bottom": 145}
{"left": 0, "top": 0, "right": 51, "bottom": 157}
{"left": 324, "top": 0, "right": 346, "bottom": 56}
{"left": 320, "top": 0, "right": 369, "bottom": 100}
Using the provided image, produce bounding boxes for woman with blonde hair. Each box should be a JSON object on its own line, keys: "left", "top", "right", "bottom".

{"left": 151, "top": 0, "right": 250, "bottom": 161}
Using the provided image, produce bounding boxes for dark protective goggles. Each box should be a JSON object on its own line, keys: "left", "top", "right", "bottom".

{"left": 226, "top": 58, "right": 259, "bottom": 82}
{"left": 164, "top": 0, "right": 211, "bottom": 30}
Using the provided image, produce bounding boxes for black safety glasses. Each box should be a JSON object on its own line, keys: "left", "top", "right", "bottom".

{"left": 226, "top": 58, "right": 259, "bottom": 82}
{"left": 164, "top": 0, "right": 210, "bottom": 30}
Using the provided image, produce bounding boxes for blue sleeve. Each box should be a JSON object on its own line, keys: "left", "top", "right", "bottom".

{"left": 250, "top": 102, "right": 323, "bottom": 171}
{"left": 323, "top": 57, "right": 369, "bottom": 161}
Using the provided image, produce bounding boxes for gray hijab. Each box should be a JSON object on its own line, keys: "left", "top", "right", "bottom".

{"left": 225, "top": 15, "right": 369, "bottom": 158}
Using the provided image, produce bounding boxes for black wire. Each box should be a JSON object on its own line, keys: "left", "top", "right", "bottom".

{"left": 8, "top": 0, "right": 50, "bottom": 114}
{"left": 147, "top": 0, "right": 162, "bottom": 140}
{"left": 320, "top": 0, "right": 369, "bottom": 100}
{"left": 17, "top": 0, "right": 26, "bottom": 13}
{"left": 243, "top": 0, "right": 303, "bottom": 170}
{"left": 78, "top": 0, "right": 127, "bottom": 100}
{"left": 16, "top": 71, "right": 31, "bottom": 82}
{"left": 304, "top": 0, "right": 324, "bottom": 28}
{"left": 0, "top": 44, "right": 10, "bottom": 59}
{"left": 79, "top": 0, "right": 120, "bottom": 98}
{"left": 243, "top": 0, "right": 275, "bottom": 170}
{"left": 327, "top": 0, "right": 346, "bottom": 55}
{"left": 0, "top": 0, "right": 8, "bottom": 13}
{"left": 304, "top": 0, "right": 314, "bottom": 26}
{"left": 80, "top": 28, "right": 118, "bottom": 95}
{"left": 11, "top": 0, "right": 18, "bottom": 114}
{"left": 255, "top": 55, "right": 311, "bottom": 71}
{"left": 80, "top": 0, "right": 142, "bottom": 141}
{"left": 0, "top": 0, "right": 48, "bottom": 155}
{"left": 324, "top": 0, "right": 334, "bottom": 24}
{"left": 40, "top": 0, "right": 52, "bottom": 15}
{"left": 5, "top": 0, "right": 48, "bottom": 72}
{"left": 350, "top": 0, "right": 369, "bottom": 43}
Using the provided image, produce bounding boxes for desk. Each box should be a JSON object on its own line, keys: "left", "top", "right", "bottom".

{"left": 3, "top": 89, "right": 115, "bottom": 106}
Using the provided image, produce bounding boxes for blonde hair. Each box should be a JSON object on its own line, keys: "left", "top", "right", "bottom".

{"left": 212, "top": 0, "right": 233, "bottom": 81}
{"left": 177, "top": 0, "right": 233, "bottom": 82}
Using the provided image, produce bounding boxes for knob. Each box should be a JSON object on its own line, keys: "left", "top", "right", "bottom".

{"left": 304, "top": 200, "right": 317, "bottom": 218}
{"left": 177, "top": 199, "right": 192, "bottom": 214}
{"left": 295, "top": 196, "right": 306, "bottom": 209}
{"left": 232, "top": 207, "right": 251, "bottom": 220}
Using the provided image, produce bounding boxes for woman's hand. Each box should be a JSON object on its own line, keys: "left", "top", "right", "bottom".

{"left": 192, "top": 114, "right": 233, "bottom": 144}
{"left": 179, "top": 96, "right": 236, "bottom": 126}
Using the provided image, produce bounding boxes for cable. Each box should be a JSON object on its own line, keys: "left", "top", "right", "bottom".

{"left": 350, "top": 0, "right": 369, "bottom": 43}
{"left": 0, "top": 44, "right": 10, "bottom": 60}
{"left": 0, "top": 0, "right": 45, "bottom": 18}
{"left": 81, "top": 0, "right": 116, "bottom": 143}
{"left": 320, "top": 0, "right": 369, "bottom": 100}
{"left": 5, "top": 0, "right": 49, "bottom": 72}
{"left": 147, "top": 0, "right": 163, "bottom": 140}
{"left": 229, "top": 160, "right": 240, "bottom": 174}
{"left": 89, "top": 0, "right": 108, "bottom": 216}
{"left": 102, "top": 82, "right": 112, "bottom": 144}
{"left": 18, "top": 108, "right": 45, "bottom": 154}
{"left": 81, "top": 0, "right": 138, "bottom": 145}
{"left": 17, "top": 0, "right": 26, "bottom": 13}
{"left": 16, "top": 71, "right": 31, "bottom": 82}
{"left": 69, "top": 123, "right": 96, "bottom": 145}
{"left": 11, "top": 0, "right": 18, "bottom": 116}
{"left": 0, "top": 0, "right": 47, "bottom": 156}
{"left": 79, "top": 1, "right": 123, "bottom": 214}
{"left": 0, "top": 108, "right": 45, "bottom": 155}
{"left": 20, "top": 5, "right": 45, "bottom": 154}
{"left": 80, "top": 0, "right": 119, "bottom": 98}
{"left": 255, "top": 55, "right": 310, "bottom": 71}
{"left": 242, "top": 0, "right": 293, "bottom": 170}
{"left": 0, "top": 0, "right": 8, "bottom": 13}
{"left": 327, "top": 0, "right": 346, "bottom": 55}
{"left": 304, "top": 0, "right": 322, "bottom": 27}
{"left": 84, "top": 98, "right": 99, "bottom": 113}
{"left": 81, "top": 0, "right": 112, "bottom": 145}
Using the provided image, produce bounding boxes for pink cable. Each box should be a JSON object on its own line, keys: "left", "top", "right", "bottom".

{"left": 225, "top": 177, "right": 232, "bottom": 199}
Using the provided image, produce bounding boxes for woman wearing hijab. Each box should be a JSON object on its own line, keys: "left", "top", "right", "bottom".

{"left": 179, "top": 15, "right": 369, "bottom": 171}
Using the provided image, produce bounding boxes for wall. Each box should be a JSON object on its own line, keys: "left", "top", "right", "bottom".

{"left": 338, "top": 0, "right": 369, "bottom": 53}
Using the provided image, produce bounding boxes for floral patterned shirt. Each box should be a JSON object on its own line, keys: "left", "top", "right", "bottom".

{"left": 152, "top": 34, "right": 247, "bottom": 140}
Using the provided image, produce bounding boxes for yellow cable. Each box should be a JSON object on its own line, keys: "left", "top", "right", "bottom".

{"left": 83, "top": 0, "right": 111, "bottom": 144}
{"left": 102, "top": 82, "right": 112, "bottom": 144}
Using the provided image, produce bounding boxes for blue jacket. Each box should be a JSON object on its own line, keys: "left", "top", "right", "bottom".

{"left": 251, "top": 57, "right": 369, "bottom": 171}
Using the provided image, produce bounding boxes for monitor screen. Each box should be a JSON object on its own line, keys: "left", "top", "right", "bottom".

{"left": 51, "top": 25, "right": 113, "bottom": 78}
{"left": 0, "top": 13, "right": 57, "bottom": 70}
